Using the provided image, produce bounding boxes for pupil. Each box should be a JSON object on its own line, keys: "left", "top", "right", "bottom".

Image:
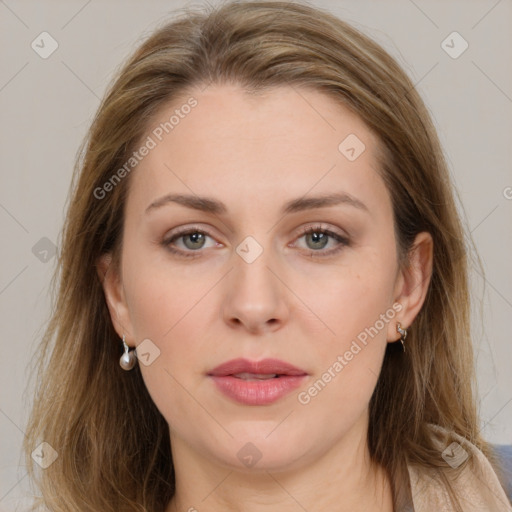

{"left": 185, "top": 233, "right": 205, "bottom": 249}
{"left": 308, "top": 232, "right": 328, "bottom": 249}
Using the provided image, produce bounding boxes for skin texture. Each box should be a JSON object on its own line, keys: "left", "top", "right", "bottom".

{"left": 99, "top": 84, "right": 433, "bottom": 512}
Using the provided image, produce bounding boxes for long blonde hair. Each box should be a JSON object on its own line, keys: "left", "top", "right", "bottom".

{"left": 23, "top": 1, "right": 507, "bottom": 510}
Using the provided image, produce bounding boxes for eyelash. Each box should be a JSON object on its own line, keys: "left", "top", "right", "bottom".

{"left": 162, "top": 224, "right": 350, "bottom": 259}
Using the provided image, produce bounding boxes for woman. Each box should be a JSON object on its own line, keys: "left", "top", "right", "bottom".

{"left": 23, "top": 1, "right": 512, "bottom": 511}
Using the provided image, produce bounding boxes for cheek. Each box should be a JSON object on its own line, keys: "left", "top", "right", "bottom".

{"left": 123, "top": 246, "right": 213, "bottom": 340}
{"left": 125, "top": 275, "right": 213, "bottom": 380}
{"left": 124, "top": 271, "right": 213, "bottom": 427}
{"left": 293, "top": 257, "right": 397, "bottom": 346}
{"left": 122, "top": 253, "right": 220, "bottom": 367}
{"left": 292, "top": 257, "right": 397, "bottom": 404}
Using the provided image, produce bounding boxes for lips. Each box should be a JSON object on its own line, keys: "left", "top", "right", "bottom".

{"left": 208, "top": 358, "right": 308, "bottom": 405}
{"left": 208, "top": 358, "right": 307, "bottom": 377}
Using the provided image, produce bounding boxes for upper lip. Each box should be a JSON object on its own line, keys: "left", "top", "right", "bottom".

{"left": 208, "top": 358, "right": 307, "bottom": 377}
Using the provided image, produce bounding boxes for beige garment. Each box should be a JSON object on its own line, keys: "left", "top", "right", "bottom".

{"left": 408, "top": 425, "right": 512, "bottom": 512}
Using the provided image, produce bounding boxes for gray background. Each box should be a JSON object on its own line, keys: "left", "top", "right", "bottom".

{"left": 0, "top": 0, "right": 511, "bottom": 509}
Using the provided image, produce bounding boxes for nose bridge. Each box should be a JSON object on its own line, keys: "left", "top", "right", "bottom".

{"left": 233, "top": 234, "right": 280, "bottom": 304}
{"left": 222, "top": 234, "right": 289, "bottom": 332}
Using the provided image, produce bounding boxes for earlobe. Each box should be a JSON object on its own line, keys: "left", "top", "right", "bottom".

{"left": 389, "top": 232, "right": 433, "bottom": 341}
{"left": 96, "top": 253, "right": 133, "bottom": 342}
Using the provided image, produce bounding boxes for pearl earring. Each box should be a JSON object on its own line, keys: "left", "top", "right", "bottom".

{"left": 119, "top": 334, "right": 137, "bottom": 370}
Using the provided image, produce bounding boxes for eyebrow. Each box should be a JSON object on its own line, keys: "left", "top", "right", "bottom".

{"left": 145, "top": 192, "right": 369, "bottom": 215}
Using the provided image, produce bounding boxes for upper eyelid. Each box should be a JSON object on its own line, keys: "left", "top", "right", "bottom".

{"left": 166, "top": 223, "right": 345, "bottom": 241}
{"left": 165, "top": 224, "right": 348, "bottom": 251}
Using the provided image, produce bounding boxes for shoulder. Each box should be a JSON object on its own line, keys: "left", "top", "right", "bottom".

{"left": 407, "top": 424, "right": 512, "bottom": 512}
{"left": 493, "top": 444, "right": 512, "bottom": 502}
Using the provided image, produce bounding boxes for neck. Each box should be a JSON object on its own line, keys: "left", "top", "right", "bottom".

{"left": 166, "top": 415, "right": 394, "bottom": 512}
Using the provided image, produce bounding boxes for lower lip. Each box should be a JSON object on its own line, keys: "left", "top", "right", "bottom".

{"left": 210, "top": 375, "right": 307, "bottom": 405}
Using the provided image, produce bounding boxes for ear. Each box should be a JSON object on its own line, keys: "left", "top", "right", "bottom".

{"left": 96, "top": 253, "right": 136, "bottom": 346}
{"left": 387, "top": 231, "right": 433, "bottom": 342}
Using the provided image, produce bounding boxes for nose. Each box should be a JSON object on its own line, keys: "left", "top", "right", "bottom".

{"left": 221, "top": 247, "right": 290, "bottom": 334}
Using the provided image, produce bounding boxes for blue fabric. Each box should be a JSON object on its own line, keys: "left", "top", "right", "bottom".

{"left": 493, "top": 444, "right": 512, "bottom": 504}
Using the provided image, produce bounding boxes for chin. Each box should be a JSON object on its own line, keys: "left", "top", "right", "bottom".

{"left": 208, "top": 427, "right": 315, "bottom": 473}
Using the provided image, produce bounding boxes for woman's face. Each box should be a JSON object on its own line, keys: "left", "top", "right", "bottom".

{"left": 102, "top": 84, "right": 422, "bottom": 472}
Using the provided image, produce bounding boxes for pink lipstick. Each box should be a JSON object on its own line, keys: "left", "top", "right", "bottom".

{"left": 208, "top": 358, "right": 307, "bottom": 405}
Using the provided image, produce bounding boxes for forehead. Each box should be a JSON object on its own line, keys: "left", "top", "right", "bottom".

{"left": 126, "top": 84, "right": 388, "bottom": 217}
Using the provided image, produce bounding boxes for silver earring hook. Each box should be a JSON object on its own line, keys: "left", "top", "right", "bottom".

{"left": 397, "top": 323, "right": 407, "bottom": 352}
{"left": 119, "top": 334, "right": 137, "bottom": 370}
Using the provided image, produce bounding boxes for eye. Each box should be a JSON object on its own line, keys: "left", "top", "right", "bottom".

{"left": 162, "top": 224, "right": 349, "bottom": 259}
{"left": 294, "top": 225, "right": 349, "bottom": 257}
{"left": 162, "top": 227, "right": 220, "bottom": 257}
